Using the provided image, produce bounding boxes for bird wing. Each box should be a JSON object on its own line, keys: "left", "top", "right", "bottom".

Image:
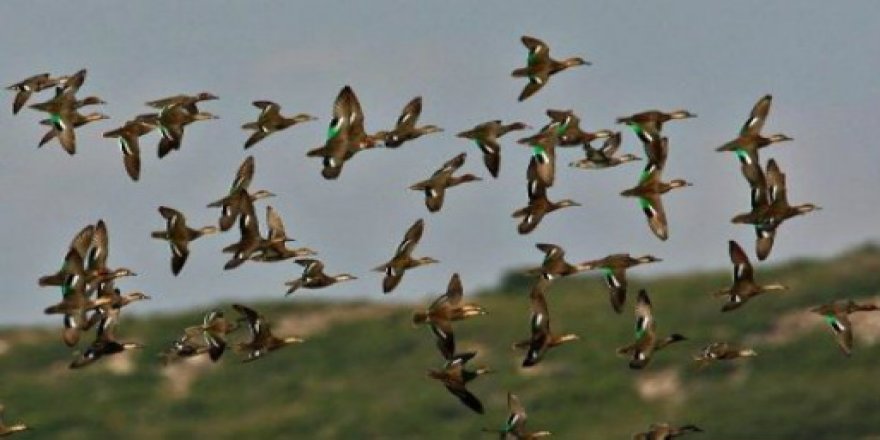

{"left": 639, "top": 193, "right": 669, "bottom": 241}
{"left": 728, "top": 240, "right": 754, "bottom": 283}
{"left": 741, "top": 94, "right": 773, "bottom": 136}
{"left": 396, "top": 96, "right": 422, "bottom": 130}
{"left": 445, "top": 273, "right": 464, "bottom": 306}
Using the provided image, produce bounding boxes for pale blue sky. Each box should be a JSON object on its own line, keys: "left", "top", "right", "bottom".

{"left": 1, "top": 1, "right": 878, "bottom": 324}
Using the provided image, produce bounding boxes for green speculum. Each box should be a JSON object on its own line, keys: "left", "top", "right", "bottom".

{"left": 554, "top": 123, "right": 569, "bottom": 136}
{"left": 50, "top": 113, "right": 63, "bottom": 130}
{"left": 638, "top": 198, "right": 651, "bottom": 209}
{"left": 531, "top": 145, "right": 545, "bottom": 156}
{"left": 327, "top": 125, "right": 340, "bottom": 140}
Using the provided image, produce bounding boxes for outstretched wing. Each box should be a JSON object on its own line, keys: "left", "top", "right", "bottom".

{"left": 728, "top": 240, "right": 754, "bottom": 283}
{"left": 396, "top": 96, "right": 422, "bottom": 131}
{"left": 741, "top": 94, "right": 773, "bottom": 136}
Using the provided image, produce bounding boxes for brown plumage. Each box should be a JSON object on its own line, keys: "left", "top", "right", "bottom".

{"left": 374, "top": 96, "right": 442, "bottom": 148}
{"left": 151, "top": 207, "right": 217, "bottom": 275}
{"left": 242, "top": 100, "right": 316, "bottom": 149}
{"left": 713, "top": 240, "right": 788, "bottom": 312}
{"left": 570, "top": 131, "right": 641, "bottom": 170}
{"left": 512, "top": 185, "right": 580, "bottom": 235}
{"left": 617, "top": 290, "right": 686, "bottom": 369}
{"left": 427, "top": 352, "right": 491, "bottom": 414}
{"left": 512, "top": 35, "right": 590, "bottom": 101}
{"left": 580, "top": 253, "right": 663, "bottom": 313}
{"left": 544, "top": 109, "right": 612, "bottom": 146}
{"left": 482, "top": 392, "right": 552, "bottom": 438}
{"left": 103, "top": 119, "right": 157, "bottom": 181}
{"left": 514, "top": 278, "right": 579, "bottom": 367}
{"left": 233, "top": 304, "right": 304, "bottom": 362}
{"left": 811, "top": 300, "right": 879, "bottom": 356}
{"left": 284, "top": 259, "right": 356, "bottom": 295}
{"left": 306, "top": 85, "right": 378, "bottom": 179}
{"left": 620, "top": 147, "right": 692, "bottom": 241}
{"left": 409, "top": 153, "right": 482, "bottom": 212}
{"left": 373, "top": 219, "right": 438, "bottom": 293}
{"left": 731, "top": 159, "right": 820, "bottom": 260}
{"left": 457, "top": 120, "right": 529, "bottom": 178}
{"left": 693, "top": 342, "right": 757, "bottom": 369}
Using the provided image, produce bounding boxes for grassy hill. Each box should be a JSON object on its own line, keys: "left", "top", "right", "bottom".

{"left": 2, "top": 244, "right": 880, "bottom": 439}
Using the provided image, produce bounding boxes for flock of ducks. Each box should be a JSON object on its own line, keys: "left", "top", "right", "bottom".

{"left": 1, "top": 35, "right": 869, "bottom": 438}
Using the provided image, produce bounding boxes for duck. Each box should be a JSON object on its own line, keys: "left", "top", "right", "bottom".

{"left": 428, "top": 351, "right": 491, "bottom": 414}
{"left": 373, "top": 218, "right": 438, "bottom": 293}
{"left": 186, "top": 310, "right": 240, "bottom": 362}
{"left": 633, "top": 423, "right": 703, "bottom": 439}
{"left": 150, "top": 206, "right": 218, "bottom": 275}
{"left": 70, "top": 314, "right": 141, "bottom": 369}
{"left": 145, "top": 91, "right": 218, "bottom": 114}
{"left": 7, "top": 72, "right": 57, "bottom": 114}
{"left": 52, "top": 68, "right": 88, "bottom": 94}
{"left": 160, "top": 333, "right": 210, "bottom": 366}
{"left": 222, "top": 190, "right": 264, "bottom": 270}
{"left": 620, "top": 148, "right": 692, "bottom": 241}
{"left": 138, "top": 102, "right": 218, "bottom": 158}
{"left": 713, "top": 240, "right": 788, "bottom": 312}
{"left": 43, "top": 249, "right": 114, "bottom": 347}
{"left": 413, "top": 273, "right": 487, "bottom": 329}
{"left": 242, "top": 100, "right": 316, "bottom": 149}
{"left": 512, "top": 185, "right": 580, "bottom": 235}
{"left": 37, "top": 110, "right": 109, "bottom": 149}
{"left": 580, "top": 253, "right": 663, "bottom": 313}
{"left": 103, "top": 119, "right": 157, "bottom": 181}
{"left": 616, "top": 109, "right": 697, "bottom": 147}
{"left": 512, "top": 35, "right": 589, "bottom": 102}
{"left": 0, "top": 405, "right": 29, "bottom": 437}
{"left": 38, "top": 223, "right": 94, "bottom": 288}
{"left": 37, "top": 96, "right": 110, "bottom": 148}
{"left": 692, "top": 342, "right": 757, "bottom": 369}
{"left": 285, "top": 259, "right": 357, "bottom": 295}
{"left": 519, "top": 130, "right": 558, "bottom": 188}
{"left": 233, "top": 304, "right": 304, "bottom": 362}
{"left": 409, "top": 152, "right": 482, "bottom": 212}
{"left": 811, "top": 299, "right": 879, "bottom": 356}
{"left": 457, "top": 120, "right": 530, "bottom": 178}
{"left": 373, "top": 96, "right": 442, "bottom": 148}
{"left": 731, "top": 159, "right": 820, "bottom": 260}
{"left": 206, "top": 156, "right": 276, "bottom": 231}
{"left": 525, "top": 151, "right": 546, "bottom": 200}
{"left": 543, "top": 109, "right": 613, "bottom": 146}
{"left": 81, "top": 220, "right": 137, "bottom": 292}
{"left": 514, "top": 278, "right": 579, "bottom": 367}
{"left": 483, "top": 392, "right": 552, "bottom": 438}
{"left": 716, "top": 95, "right": 793, "bottom": 174}
{"left": 570, "top": 131, "right": 641, "bottom": 170}
{"left": 525, "top": 243, "right": 588, "bottom": 281}
{"left": 617, "top": 289, "right": 686, "bottom": 369}
{"left": 28, "top": 89, "right": 82, "bottom": 154}
{"left": 249, "top": 206, "right": 317, "bottom": 262}
{"left": 414, "top": 273, "right": 485, "bottom": 360}
{"left": 83, "top": 285, "right": 151, "bottom": 333}
{"left": 306, "top": 85, "right": 378, "bottom": 179}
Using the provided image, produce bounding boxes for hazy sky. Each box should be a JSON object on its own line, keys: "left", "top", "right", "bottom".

{"left": 1, "top": 1, "right": 878, "bottom": 325}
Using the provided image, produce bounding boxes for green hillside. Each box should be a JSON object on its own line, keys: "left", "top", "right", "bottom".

{"left": 2, "top": 245, "right": 880, "bottom": 439}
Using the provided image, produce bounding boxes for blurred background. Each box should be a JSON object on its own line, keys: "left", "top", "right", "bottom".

{"left": 0, "top": 1, "right": 879, "bottom": 438}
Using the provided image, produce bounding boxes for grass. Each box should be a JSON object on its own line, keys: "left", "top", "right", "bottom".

{"left": 1, "top": 244, "right": 879, "bottom": 439}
